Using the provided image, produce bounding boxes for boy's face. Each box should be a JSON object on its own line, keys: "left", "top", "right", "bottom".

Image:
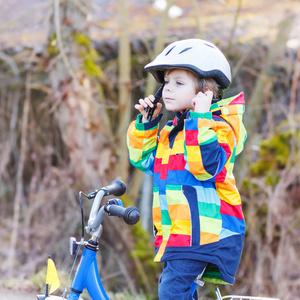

{"left": 163, "top": 69, "right": 197, "bottom": 113}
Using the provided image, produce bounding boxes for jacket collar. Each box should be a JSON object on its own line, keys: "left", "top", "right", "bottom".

{"left": 169, "top": 110, "right": 188, "bottom": 147}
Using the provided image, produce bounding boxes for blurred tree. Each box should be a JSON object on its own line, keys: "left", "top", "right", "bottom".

{"left": 44, "top": 0, "right": 158, "bottom": 295}
{"left": 117, "top": 0, "right": 131, "bottom": 182}
{"left": 48, "top": 0, "right": 116, "bottom": 188}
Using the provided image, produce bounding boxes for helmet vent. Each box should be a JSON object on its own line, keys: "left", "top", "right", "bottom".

{"left": 179, "top": 47, "right": 192, "bottom": 54}
{"left": 204, "top": 43, "right": 215, "bottom": 49}
{"left": 165, "top": 46, "right": 176, "bottom": 56}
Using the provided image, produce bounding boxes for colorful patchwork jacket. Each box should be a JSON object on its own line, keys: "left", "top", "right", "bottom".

{"left": 127, "top": 92, "right": 247, "bottom": 284}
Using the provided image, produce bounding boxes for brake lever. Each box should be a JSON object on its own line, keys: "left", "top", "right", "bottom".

{"left": 146, "top": 85, "right": 164, "bottom": 122}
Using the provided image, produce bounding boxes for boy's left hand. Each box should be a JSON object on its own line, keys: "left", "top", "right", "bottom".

{"left": 135, "top": 95, "right": 163, "bottom": 123}
{"left": 192, "top": 91, "right": 213, "bottom": 113}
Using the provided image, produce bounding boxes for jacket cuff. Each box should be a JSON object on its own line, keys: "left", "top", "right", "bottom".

{"left": 136, "top": 113, "right": 163, "bottom": 130}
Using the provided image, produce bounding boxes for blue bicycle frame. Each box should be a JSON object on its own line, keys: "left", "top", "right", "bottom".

{"left": 68, "top": 244, "right": 108, "bottom": 300}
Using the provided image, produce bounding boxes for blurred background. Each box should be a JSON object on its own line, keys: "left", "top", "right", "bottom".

{"left": 0, "top": 0, "right": 299, "bottom": 299}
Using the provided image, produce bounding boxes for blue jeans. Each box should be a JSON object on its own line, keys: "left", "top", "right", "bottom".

{"left": 158, "top": 259, "right": 208, "bottom": 300}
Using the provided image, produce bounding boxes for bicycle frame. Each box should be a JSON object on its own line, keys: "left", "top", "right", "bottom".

{"left": 38, "top": 239, "right": 110, "bottom": 300}
{"left": 67, "top": 243, "right": 108, "bottom": 300}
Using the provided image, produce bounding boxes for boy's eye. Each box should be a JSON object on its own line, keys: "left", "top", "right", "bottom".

{"left": 176, "top": 81, "right": 183, "bottom": 85}
{"left": 164, "top": 80, "right": 169, "bottom": 84}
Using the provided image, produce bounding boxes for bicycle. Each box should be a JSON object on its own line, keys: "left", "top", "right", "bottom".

{"left": 36, "top": 179, "right": 281, "bottom": 300}
{"left": 37, "top": 179, "right": 140, "bottom": 300}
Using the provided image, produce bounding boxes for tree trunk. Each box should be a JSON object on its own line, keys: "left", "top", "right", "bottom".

{"left": 117, "top": 0, "right": 131, "bottom": 182}
{"left": 49, "top": 0, "right": 116, "bottom": 188}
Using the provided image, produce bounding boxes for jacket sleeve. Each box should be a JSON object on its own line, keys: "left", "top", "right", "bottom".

{"left": 183, "top": 111, "right": 236, "bottom": 181}
{"left": 127, "top": 114, "right": 162, "bottom": 175}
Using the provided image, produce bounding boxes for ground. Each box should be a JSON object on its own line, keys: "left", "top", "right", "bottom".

{"left": 0, "top": 287, "right": 37, "bottom": 300}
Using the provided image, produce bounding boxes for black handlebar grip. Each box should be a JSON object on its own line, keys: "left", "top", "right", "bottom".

{"left": 123, "top": 206, "right": 140, "bottom": 225}
{"left": 106, "top": 205, "right": 140, "bottom": 225}
{"left": 106, "top": 204, "right": 126, "bottom": 217}
{"left": 102, "top": 180, "right": 126, "bottom": 196}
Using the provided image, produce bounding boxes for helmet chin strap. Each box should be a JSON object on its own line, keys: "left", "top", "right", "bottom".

{"left": 201, "top": 78, "right": 205, "bottom": 94}
{"left": 201, "top": 78, "right": 220, "bottom": 104}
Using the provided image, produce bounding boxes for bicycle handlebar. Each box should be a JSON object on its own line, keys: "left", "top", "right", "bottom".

{"left": 86, "top": 180, "right": 140, "bottom": 232}
{"left": 87, "top": 189, "right": 106, "bottom": 230}
{"left": 101, "top": 180, "right": 126, "bottom": 196}
{"left": 86, "top": 180, "right": 126, "bottom": 199}
{"left": 105, "top": 204, "right": 140, "bottom": 225}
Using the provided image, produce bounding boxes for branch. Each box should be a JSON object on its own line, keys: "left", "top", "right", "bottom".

{"left": 54, "top": 0, "right": 77, "bottom": 81}
{"left": 7, "top": 72, "right": 31, "bottom": 277}
{"left": 226, "top": 0, "right": 243, "bottom": 56}
{"left": 288, "top": 46, "right": 300, "bottom": 126}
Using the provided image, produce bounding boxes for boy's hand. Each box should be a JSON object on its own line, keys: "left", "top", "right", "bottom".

{"left": 135, "top": 95, "right": 163, "bottom": 123}
{"left": 192, "top": 91, "right": 213, "bottom": 113}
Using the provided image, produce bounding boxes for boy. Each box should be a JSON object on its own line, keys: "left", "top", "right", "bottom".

{"left": 127, "top": 39, "right": 247, "bottom": 299}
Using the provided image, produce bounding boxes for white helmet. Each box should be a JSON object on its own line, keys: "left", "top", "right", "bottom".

{"left": 145, "top": 39, "right": 231, "bottom": 89}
